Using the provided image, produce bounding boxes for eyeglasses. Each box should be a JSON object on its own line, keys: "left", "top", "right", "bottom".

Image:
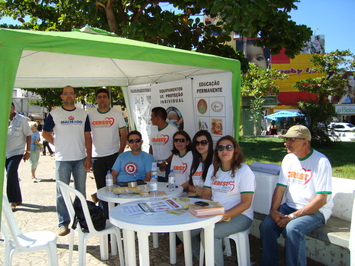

{"left": 62, "top": 92, "right": 75, "bottom": 95}
{"left": 128, "top": 138, "right": 141, "bottom": 144}
{"left": 285, "top": 138, "right": 305, "bottom": 142}
{"left": 174, "top": 138, "right": 186, "bottom": 143}
{"left": 195, "top": 140, "right": 208, "bottom": 146}
{"left": 217, "top": 144, "right": 234, "bottom": 151}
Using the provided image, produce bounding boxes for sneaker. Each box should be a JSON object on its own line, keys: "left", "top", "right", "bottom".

{"left": 10, "top": 203, "right": 17, "bottom": 211}
{"left": 57, "top": 226, "right": 70, "bottom": 236}
{"left": 32, "top": 177, "right": 40, "bottom": 183}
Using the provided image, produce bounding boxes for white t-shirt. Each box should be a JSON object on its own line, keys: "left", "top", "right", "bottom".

{"left": 171, "top": 151, "right": 193, "bottom": 186}
{"left": 88, "top": 108, "right": 126, "bottom": 157}
{"left": 191, "top": 162, "right": 204, "bottom": 188}
{"left": 7, "top": 113, "right": 33, "bottom": 158}
{"left": 150, "top": 123, "right": 177, "bottom": 161}
{"left": 204, "top": 163, "right": 255, "bottom": 220}
{"left": 278, "top": 149, "right": 333, "bottom": 221}
{"left": 43, "top": 107, "right": 90, "bottom": 161}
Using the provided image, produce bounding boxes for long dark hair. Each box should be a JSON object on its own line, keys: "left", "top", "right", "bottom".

{"left": 171, "top": 130, "right": 192, "bottom": 155}
{"left": 189, "top": 130, "right": 214, "bottom": 185}
{"left": 212, "top": 135, "right": 245, "bottom": 178}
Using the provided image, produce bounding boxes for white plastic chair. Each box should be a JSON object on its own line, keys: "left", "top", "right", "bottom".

{"left": 199, "top": 227, "right": 251, "bottom": 266}
{"left": 1, "top": 195, "right": 58, "bottom": 266}
{"left": 57, "top": 180, "right": 124, "bottom": 265}
{"left": 223, "top": 228, "right": 251, "bottom": 266}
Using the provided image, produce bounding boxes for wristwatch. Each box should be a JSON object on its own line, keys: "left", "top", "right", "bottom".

{"left": 289, "top": 213, "right": 297, "bottom": 220}
{"left": 25, "top": 150, "right": 31, "bottom": 154}
{"left": 163, "top": 161, "right": 168, "bottom": 165}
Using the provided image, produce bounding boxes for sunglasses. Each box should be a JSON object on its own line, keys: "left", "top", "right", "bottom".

{"left": 195, "top": 140, "right": 208, "bottom": 146}
{"left": 217, "top": 144, "right": 234, "bottom": 151}
{"left": 174, "top": 138, "right": 186, "bottom": 143}
{"left": 128, "top": 138, "right": 141, "bottom": 144}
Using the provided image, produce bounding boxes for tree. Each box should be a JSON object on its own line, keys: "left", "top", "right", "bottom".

{"left": 25, "top": 87, "right": 125, "bottom": 112}
{"left": 241, "top": 63, "right": 288, "bottom": 136}
{"left": 293, "top": 50, "right": 355, "bottom": 146}
{"left": 0, "top": 0, "right": 312, "bottom": 67}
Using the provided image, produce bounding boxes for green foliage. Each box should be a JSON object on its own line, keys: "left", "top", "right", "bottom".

{"left": 242, "top": 63, "right": 288, "bottom": 136}
{"left": 0, "top": 0, "right": 312, "bottom": 73}
{"left": 241, "top": 63, "right": 288, "bottom": 97}
{"left": 249, "top": 95, "right": 265, "bottom": 137}
{"left": 294, "top": 50, "right": 355, "bottom": 146}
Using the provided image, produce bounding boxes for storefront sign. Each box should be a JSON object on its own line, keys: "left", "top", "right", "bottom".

{"left": 335, "top": 104, "right": 355, "bottom": 114}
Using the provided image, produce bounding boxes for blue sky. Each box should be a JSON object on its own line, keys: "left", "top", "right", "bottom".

{"left": 1, "top": 0, "right": 354, "bottom": 54}
{"left": 290, "top": 0, "right": 355, "bottom": 54}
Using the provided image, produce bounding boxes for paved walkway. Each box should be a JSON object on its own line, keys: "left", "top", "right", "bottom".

{"left": 1, "top": 154, "right": 322, "bottom": 265}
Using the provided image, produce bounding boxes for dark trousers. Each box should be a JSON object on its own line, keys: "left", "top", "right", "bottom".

{"left": 5, "top": 155, "right": 23, "bottom": 203}
{"left": 92, "top": 153, "right": 119, "bottom": 217}
{"left": 157, "top": 162, "right": 171, "bottom": 182}
{"left": 43, "top": 140, "right": 53, "bottom": 155}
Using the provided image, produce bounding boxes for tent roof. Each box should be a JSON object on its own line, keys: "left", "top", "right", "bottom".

{"left": 0, "top": 29, "right": 239, "bottom": 88}
{"left": 0, "top": 28, "right": 242, "bottom": 214}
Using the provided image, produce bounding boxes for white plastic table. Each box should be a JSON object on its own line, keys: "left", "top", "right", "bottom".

{"left": 97, "top": 182, "right": 183, "bottom": 210}
{"left": 97, "top": 182, "right": 183, "bottom": 264}
{"left": 109, "top": 198, "right": 222, "bottom": 266}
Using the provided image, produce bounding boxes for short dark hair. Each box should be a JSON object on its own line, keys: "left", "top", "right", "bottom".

{"left": 11, "top": 102, "right": 14, "bottom": 107}
{"left": 95, "top": 88, "right": 110, "bottom": 98}
{"left": 152, "top": 107, "right": 167, "bottom": 120}
{"left": 127, "top": 130, "right": 142, "bottom": 139}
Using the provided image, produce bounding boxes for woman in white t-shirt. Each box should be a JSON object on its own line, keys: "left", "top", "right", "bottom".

{"left": 202, "top": 135, "right": 256, "bottom": 266}
{"left": 170, "top": 130, "right": 193, "bottom": 191}
{"left": 188, "top": 130, "right": 214, "bottom": 197}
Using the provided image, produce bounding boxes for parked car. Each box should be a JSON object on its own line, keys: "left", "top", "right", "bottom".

{"left": 328, "top": 122, "right": 355, "bottom": 141}
{"left": 328, "top": 122, "right": 355, "bottom": 131}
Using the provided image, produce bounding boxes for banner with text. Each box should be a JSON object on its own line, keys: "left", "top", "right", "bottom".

{"left": 127, "top": 85, "right": 152, "bottom": 152}
{"left": 192, "top": 72, "right": 234, "bottom": 142}
{"left": 150, "top": 79, "right": 195, "bottom": 138}
{"left": 128, "top": 72, "right": 234, "bottom": 149}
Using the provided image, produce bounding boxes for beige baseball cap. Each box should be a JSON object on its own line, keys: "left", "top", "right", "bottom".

{"left": 279, "top": 125, "right": 311, "bottom": 141}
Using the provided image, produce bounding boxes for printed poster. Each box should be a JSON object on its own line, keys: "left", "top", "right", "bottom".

{"left": 192, "top": 72, "right": 234, "bottom": 142}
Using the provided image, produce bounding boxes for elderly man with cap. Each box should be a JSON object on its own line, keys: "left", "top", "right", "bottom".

{"left": 259, "top": 125, "right": 333, "bottom": 266}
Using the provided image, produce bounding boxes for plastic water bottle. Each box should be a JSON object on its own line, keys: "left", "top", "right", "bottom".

{"left": 106, "top": 170, "right": 113, "bottom": 193}
{"left": 150, "top": 162, "right": 158, "bottom": 199}
{"left": 168, "top": 169, "right": 175, "bottom": 191}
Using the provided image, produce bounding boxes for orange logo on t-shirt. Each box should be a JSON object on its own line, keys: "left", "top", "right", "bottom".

{"left": 152, "top": 134, "right": 169, "bottom": 145}
{"left": 173, "top": 162, "right": 188, "bottom": 174}
{"left": 287, "top": 168, "right": 313, "bottom": 185}
{"left": 92, "top": 117, "right": 115, "bottom": 127}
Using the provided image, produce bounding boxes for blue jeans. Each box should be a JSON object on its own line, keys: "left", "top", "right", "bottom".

{"left": 5, "top": 155, "right": 23, "bottom": 203}
{"left": 177, "top": 214, "right": 252, "bottom": 266}
{"left": 56, "top": 158, "right": 87, "bottom": 228}
{"left": 260, "top": 203, "right": 325, "bottom": 266}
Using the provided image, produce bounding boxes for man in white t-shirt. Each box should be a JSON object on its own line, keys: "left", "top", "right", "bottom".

{"left": 260, "top": 125, "right": 333, "bottom": 266}
{"left": 42, "top": 85, "right": 92, "bottom": 237}
{"left": 88, "top": 88, "right": 127, "bottom": 200}
{"left": 149, "top": 107, "right": 177, "bottom": 182}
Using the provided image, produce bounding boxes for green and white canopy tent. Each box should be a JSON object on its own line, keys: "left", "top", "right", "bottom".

{"left": 0, "top": 28, "right": 241, "bottom": 199}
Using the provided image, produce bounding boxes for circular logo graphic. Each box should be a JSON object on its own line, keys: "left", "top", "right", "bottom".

{"left": 211, "top": 101, "right": 223, "bottom": 112}
{"left": 197, "top": 99, "right": 207, "bottom": 114}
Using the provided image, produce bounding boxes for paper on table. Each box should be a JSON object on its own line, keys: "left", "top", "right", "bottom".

{"left": 121, "top": 198, "right": 183, "bottom": 215}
